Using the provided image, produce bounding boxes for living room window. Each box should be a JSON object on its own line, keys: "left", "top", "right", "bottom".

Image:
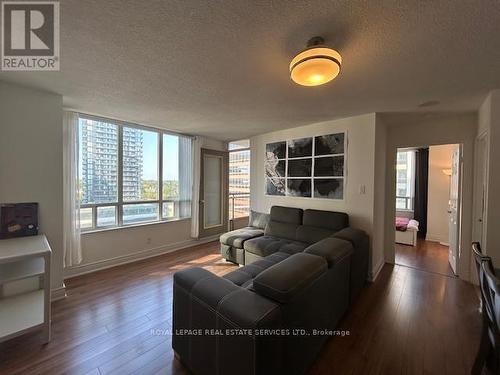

{"left": 395, "top": 150, "right": 416, "bottom": 210}
{"left": 228, "top": 140, "right": 250, "bottom": 221}
{"left": 78, "top": 115, "right": 192, "bottom": 231}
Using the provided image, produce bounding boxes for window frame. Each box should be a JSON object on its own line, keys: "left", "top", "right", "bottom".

{"left": 78, "top": 114, "right": 192, "bottom": 232}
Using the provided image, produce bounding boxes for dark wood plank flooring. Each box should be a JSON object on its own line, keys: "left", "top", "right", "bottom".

{"left": 0, "top": 241, "right": 481, "bottom": 375}
{"left": 395, "top": 239, "right": 455, "bottom": 276}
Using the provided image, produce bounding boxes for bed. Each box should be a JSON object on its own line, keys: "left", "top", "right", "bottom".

{"left": 395, "top": 217, "right": 419, "bottom": 246}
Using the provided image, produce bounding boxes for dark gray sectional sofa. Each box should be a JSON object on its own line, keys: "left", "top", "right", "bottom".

{"left": 172, "top": 206, "right": 369, "bottom": 375}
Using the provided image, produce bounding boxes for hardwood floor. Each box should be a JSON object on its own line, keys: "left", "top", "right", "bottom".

{"left": 0, "top": 241, "right": 481, "bottom": 375}
{"left": 395, "top": 239, "right": 455, "bottom": 276}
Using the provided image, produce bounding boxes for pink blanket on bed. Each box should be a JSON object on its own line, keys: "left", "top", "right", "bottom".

{"left": 395, "top": 217, "right": 410, "bottom": 232}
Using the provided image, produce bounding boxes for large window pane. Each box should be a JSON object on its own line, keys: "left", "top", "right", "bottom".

{"left": 229, "top": 148, "right": 250, "bottom": 219}
{"left": 79, "top": 118, "right": 118, "bottom": 204}
{"left": 123, "top": 127, "right": 158, "bottom": 201}
{"left": 123, "top": 203, "right": 159, "bottom": 225}
{"left": 77, "top": 115, "right": 193, "bottom": 231}
{"left": 163, "top": 134, "right": 179, "bottom": 201}
{"left": 395, "top": 150, "right": 415, "bottom": 210}
{"left": 163, "top": 135, "right": 192, "bottom": 220}
{"left": 97, "top": 206, "right": 116, "bottom": 227}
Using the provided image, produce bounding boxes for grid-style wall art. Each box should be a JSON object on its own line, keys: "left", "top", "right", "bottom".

{"left": 265, "top": 132, "right": 346, "bottom": 199}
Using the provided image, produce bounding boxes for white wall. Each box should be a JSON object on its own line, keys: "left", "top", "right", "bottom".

{"left": 380, "top": 112, "right": 477, "bottom": 281}
{"left": 67, "top": 136, "right": 226, "bottom": 277}
{"left": 372, "top": 115, "right": 387, "bottom": 278}
{"left": 250, "top": 113, "right": 384, "bottom": 278}
{"left": 426, "top": 144, "right": 455, "bottom": 244}
{"left": 0, "top": 82, "right": 65, "bottom": 296}
{"left": 477, "top": 90, "right": 500, "bottom": 265}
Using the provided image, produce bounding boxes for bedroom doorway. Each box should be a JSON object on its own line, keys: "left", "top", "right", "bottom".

{"left": 394, "top": 144, "right": 461, "bottom": 277}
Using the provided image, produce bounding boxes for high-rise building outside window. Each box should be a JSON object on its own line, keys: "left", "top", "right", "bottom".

{"left": 229, "top": 140, "right": 250, "bottom": 220}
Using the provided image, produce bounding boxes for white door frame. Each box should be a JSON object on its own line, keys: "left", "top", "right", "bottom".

{"left": 388, "top": 142, "right": 465, "bottom": 278}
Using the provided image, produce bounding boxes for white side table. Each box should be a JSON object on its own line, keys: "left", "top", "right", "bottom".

{"left": 0, "top": 234, "right": 52, "bottom": 344}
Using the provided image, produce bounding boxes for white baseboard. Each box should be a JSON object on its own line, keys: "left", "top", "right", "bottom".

{"left": 51, "top": 284, "right": 67, "bottom": 301}
{"left": 64, "top": 235, "right": 220, "bottom": 279}
{"left": 369, "top": 260, "right": 385, "bottom": 282}
{"left": 426, "top": 235, "right": 448, "bottom": 245}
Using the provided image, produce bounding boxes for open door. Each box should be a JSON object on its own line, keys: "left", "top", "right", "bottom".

{"left": 448, "top": 145, "right": 461, "bottom": 275}
{"left": 198, "top": 148, "right": 229, "bottom": 238}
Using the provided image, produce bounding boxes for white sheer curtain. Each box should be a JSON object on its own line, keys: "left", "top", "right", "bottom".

{"left": 190, "top": 136, "right": 202, "bottom": 238}
{"left": 63, "top": 111, "right": 82, "bottom": 267}
{"left": 178, "top": 136, "right": 193, "bottom": 219}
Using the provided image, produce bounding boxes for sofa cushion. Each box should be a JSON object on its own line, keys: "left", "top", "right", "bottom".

{"left": 264, "top": 221, "right": 299, "bottom": 241}
{"left": 248, "top": 210, "right": 270, "bottom": 229}
{"left": 244, "top": 236, "right": 308, "bottom": 257}
{"left": 253, "top": 253, "right": 327, "bottom": 303}
{"left": 270, "top": 206, "right": 303, "bottom": 224}
{"left": 296, "top": 225, "right": 334, "bottom": 244}
{"left": 303, "top": 209, "right": 348, "bottom": 231}
{"left": 304, "top": 237, "right": 353, "bottom": 268}
{"left": 224, "top": 252, "right": 290, "bottom": 286}
{"left": 219, "top": 227, "right": 264, "bottom": 248}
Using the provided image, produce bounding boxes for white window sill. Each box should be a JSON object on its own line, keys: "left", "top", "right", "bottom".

{"left": 81, "top": 217, "right": 191, "bottom": 235}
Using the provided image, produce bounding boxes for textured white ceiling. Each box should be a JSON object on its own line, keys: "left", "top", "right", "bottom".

{"left": 1, "top": 0, "right": 499, "bottom": 140}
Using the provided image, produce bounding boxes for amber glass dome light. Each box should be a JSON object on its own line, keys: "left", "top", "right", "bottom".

{"left": 290, "top": 37, "right": 342, "bottom": 87}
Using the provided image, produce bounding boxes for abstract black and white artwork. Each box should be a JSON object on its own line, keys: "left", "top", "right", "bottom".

{"left": 287, "top": 179, "right": 311, "bottom": 197}
{"left": 265, "top": 132, "right": 346, "bottom": 198}
{"left": 265, "top": 160, "right": 285, "bottom": 178}
{"left": 314, "top": 155, "right": 344, "bottom": 177}
{"left": 313, "top": 179, "right": 343, "bottom": 199}
{"left": 266, "top": 141, "right": 286, "bottom": 160}
{"left": 288, "top": 137, "right": 312, "bottom": 158}
{"left": 266, "top": 178, "right": 285, "bottom": 196}
{"left": 315, "top": 133, "right": 344, "bottom": 156}
{"left": 287, "top": 159, "right": 312, "bottom": 177}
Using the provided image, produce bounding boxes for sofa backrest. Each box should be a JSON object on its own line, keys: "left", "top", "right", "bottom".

{"left": 296, "top": 209, "right": 349, "bottom": 244}
{"left": 303, "top": 209, "right": 349, "bottom": 231}
{"left": 265, "top": 206, "right": 349, "bottom": 243}
{"left": 296, "top": 226, "right": 334, "bottom": 244}
{"left": 264, "top": 206, "right": 303, "bottom": 241}
{"left": 270, "top": 206, "right": 303, "bottom": 224}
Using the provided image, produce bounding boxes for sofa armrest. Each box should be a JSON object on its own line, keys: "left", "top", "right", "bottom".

{"left": 332, "top": 227, "right": 369, "bottom": 251}
{"left": 331, "top": 227, "right": 370, "bottom": 301}
{"left": 304, "top": 237, "right": 353, "bottom": 268}
{"left": 253, "top": 253, "right": 327, "bottom": 303}
{"left": 172, "top": 267, "right": 283, "bottom": 375}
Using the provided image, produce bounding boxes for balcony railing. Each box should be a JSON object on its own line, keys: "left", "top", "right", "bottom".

{"left": 229, "top": 193, "right": 250, "bottom": 230}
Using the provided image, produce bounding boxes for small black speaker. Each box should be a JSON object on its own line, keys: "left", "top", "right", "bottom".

{"left": 0, "top": 203, "right": 39, "bottom": 239}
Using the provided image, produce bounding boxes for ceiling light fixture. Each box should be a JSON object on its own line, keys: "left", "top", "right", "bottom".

{"left": 289, "top": 36, "right": 342, "bottom": 87}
